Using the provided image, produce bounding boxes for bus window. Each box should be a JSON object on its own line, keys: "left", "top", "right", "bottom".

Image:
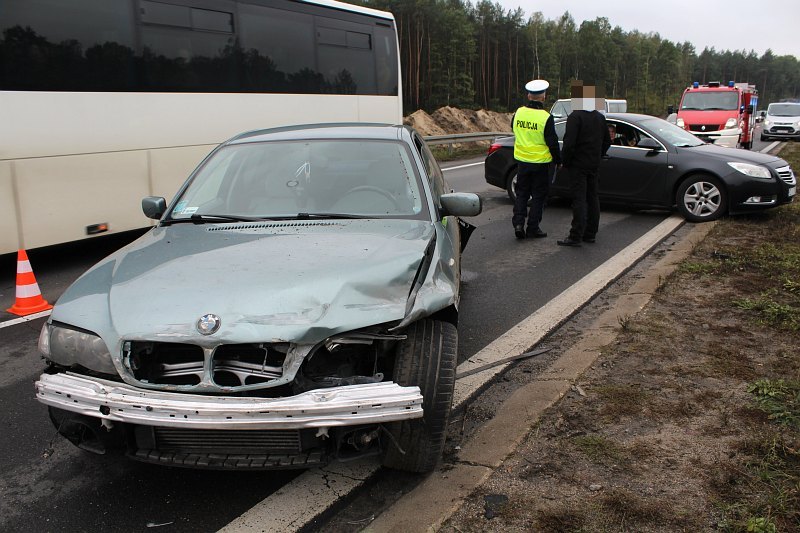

{"left": 238, "top": 3, "right": 316, "bottom": 90}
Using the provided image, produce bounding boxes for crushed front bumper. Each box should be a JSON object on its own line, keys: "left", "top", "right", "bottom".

{"left": 36, "top": 373, "right": 423, "bottom": 430}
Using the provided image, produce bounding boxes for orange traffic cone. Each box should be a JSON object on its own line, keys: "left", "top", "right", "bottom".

{"left": 7, "top": 249, "right": 53, "bottom": 316}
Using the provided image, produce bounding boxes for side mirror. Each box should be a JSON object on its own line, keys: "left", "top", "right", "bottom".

{"left": 667, "top": 105, "right": 675, "bottom": 115}
{"left": 142, "top": 196, "right": 167, "bottom": 219}
{"left": 440, "top": 192, "right": 482, "bottom": 217}
{"left": 637, "top": 138, "right": 661, "bottom": 153}
{"left": 760, "top": 111, "right": 766, "bottom": 117}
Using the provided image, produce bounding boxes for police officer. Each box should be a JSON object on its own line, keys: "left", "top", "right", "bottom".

{"left": 511, "top": 79, "right": 561, "bottom": 239}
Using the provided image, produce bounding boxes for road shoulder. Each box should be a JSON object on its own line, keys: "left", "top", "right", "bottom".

{"left": 364, "top": 221, "right": 715, "bottom": 532}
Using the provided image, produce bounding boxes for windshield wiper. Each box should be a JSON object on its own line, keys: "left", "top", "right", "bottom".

{"left": 162, "top": 214, "right": 275, "bottom": 225}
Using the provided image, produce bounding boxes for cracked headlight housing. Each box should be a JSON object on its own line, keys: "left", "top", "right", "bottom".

{"left": 727, "top": 162, "right": 772, "bottom": 180}
{"left": 39, "top": 322, "right": 117, "bottom": 374}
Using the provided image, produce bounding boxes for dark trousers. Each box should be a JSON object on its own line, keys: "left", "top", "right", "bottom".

{"left": 512, "top": 161, "right": 550, "bottom": 229}
{"left": 566, "top": 166, "right": 600, "bottom": 240}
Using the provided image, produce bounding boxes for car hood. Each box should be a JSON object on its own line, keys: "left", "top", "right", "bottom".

{"left": 678, "top": 143, "right": 784, "bottom": 165}
{"left": 52, "top": 219, "right": 448, "bottom": 349}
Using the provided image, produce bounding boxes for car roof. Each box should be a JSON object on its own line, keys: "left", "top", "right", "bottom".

{"left": 554, "top": 112, "right": 656, "bottom": 124}
{"left": 226, "top": 123, "right": 410, "bottom": 145}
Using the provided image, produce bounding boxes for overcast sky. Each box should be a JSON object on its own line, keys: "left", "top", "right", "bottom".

{"left": 493, "top": 0, "right": 799, "bottom": 59}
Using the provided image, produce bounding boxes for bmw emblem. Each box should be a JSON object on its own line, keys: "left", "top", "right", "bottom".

{"left": 197, "top": 314, "right": 221, "bottom": 335}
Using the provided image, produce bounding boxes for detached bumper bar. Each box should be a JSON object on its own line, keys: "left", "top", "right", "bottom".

{"left": 36, "top": 373, "right": 423, "bottom": 430}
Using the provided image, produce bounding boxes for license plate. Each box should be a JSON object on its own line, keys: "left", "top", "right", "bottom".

{"left": 790, "top": 186, "right": 796, "bottom": 197}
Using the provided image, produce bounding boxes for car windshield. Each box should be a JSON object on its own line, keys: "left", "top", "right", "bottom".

{"left": 767, "top": 103, "right": 800, "bottom": 117}
{"left": 680, "top": 91, "right": 739, "bottom": 111}
{"left": 169, "top": 139, "right": 427, "bottom": 220}
{"left": 638, "top": 118, "right": 705, "bottom": 147}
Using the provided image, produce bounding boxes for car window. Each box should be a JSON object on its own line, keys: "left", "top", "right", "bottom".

{"left": 607, "top": 121, "right": 642, "bottom": 147}
{"left": 638, "top": 118, "right": 704, "bottom": 147}
{"left": 554, "top": 120, "right": 566, "bottom": 140}
{"left": 415, "top": 135, "right": 446, "bottom": 205}
{"left": 170, "top": 140, "right": 428, "bottom": 219}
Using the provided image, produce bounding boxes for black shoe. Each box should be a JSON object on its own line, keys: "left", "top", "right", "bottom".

{"left": 526, "top": 227, "right": 547, "bottom": 238}
{"left": 582, "top": 236, "right": 596, "bottom": 243}
{"left": 514, "top": 225, "right": 525, "bottom": 239}
{"left": 557, "top": 237, "right": 582, "bottom": 247}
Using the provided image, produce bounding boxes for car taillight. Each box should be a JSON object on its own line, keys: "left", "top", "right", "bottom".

{"left": 487, "top": 143, "right": 502, "bottom": 155}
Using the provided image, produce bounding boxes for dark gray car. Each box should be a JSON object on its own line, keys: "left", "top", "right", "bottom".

{"left": 36, "top": 124, "right": 481, "bottom": 472}
{"left": 486, "top": 113, "right": 796, "bottom": 222}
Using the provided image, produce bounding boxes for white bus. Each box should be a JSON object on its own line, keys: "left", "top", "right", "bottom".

{"left": 0, "top": 0, "right": 402, "bottom": 254}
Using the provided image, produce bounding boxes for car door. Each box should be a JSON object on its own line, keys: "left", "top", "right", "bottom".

{"left": 413, "top": 133, "right": 460, "bottom": 278}
{"left": 599, "top": 120, "right": 670, "bottom": 205}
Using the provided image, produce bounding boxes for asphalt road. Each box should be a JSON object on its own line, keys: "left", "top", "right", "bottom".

{"left": 0, "top": 158, "right": 685, "bottom": 532}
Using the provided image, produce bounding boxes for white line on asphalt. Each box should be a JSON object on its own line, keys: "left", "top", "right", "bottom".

{"left": 452, "top": 214, "right": 684, "bottom": 407}
{"left": 218, "top": 214, "right": 684, "bottom": 533}
{"left": 760, "top": 141, "right": 780, "bottom": 153}
{"left": 442, "top": 162, "right": 484, "bottom": 171}
{"left": 0, "top": 310, "right": 51, "bottom": 329}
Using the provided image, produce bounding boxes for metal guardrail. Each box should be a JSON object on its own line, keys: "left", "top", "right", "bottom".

{"left": 423, "top": 131, "right": 512, "bottom": 145}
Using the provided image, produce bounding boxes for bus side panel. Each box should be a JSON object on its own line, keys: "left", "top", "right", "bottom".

{"left": 14, "top": 152, "right": 150, "bottom": 250}
{"left": 149, "top": 145, "right": 217, "bottom": 202}
{"left": 358, "top": 95, "right": 403, "bottom": 125}
{"left": 0, "top": 163, "right": 21, "bottom": 253}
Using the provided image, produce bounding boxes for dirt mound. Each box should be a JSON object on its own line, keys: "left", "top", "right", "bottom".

{"left": 403, "top": 109, "right": 447, "bottom": 136}
{"left": 404, "top": 107, "right": 513, "bottom": 136}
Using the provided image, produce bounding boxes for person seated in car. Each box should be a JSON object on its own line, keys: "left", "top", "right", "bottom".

{"left": 608, "top": 124, "right": 627, "bottom": 146}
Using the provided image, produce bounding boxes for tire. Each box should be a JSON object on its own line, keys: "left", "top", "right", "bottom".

{"left": 760, "top": 134, "right": 767, "bottom": 141}
{"left": 506, "top": 169, "right": 518, "bottom": 202}
{"left": 676, "top": 174, "right": 728, "bottom": 222}
{"left": 382, "top": 319, "right": 457, "bottom": 473}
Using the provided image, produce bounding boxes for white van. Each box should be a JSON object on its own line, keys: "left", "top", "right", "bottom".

{"left": 550, "top": 98, "right": 628, "bottom": 119}
{"left": 761, "top": 102, "right": 800, "bottom": 141}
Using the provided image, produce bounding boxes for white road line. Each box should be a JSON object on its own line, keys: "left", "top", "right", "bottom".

{"left": 760, "top": 141, "right": 780, "bottom": 153}
{"left": 442, "top": 161, "right": 484, "bottom": 171}
{"left": 218, "top": 214, "right": 684, "bottom": 533}
{"left": 0, "top": 310, "right": 51, "bottom": 329}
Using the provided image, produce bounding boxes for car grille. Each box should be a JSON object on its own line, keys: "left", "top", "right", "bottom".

{"left": 776, "top": 166, "right": 797, "bottom": 186}
{"left": 131, "top": 427, "right": 327, "bottom": 469}
{"left": 154, "top": 428, "right": 302, "bottom": 453}
{"left": 124, "top": 341, "right": 288, "bottom": 389}
{"left": 689, "top": 124, "right": 721, "bottom": 132}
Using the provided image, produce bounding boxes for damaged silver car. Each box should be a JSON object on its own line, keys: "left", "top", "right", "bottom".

{"left": 35, "top": 124, "right": 481, "bottom": 472}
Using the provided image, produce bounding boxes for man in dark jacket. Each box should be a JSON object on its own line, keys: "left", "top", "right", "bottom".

{"left": 557, "top": 81, "right": 611, "bottom": 247}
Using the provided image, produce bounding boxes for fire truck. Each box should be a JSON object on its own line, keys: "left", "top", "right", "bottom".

{"left": 676, "top": 81, "right": 758, "bottom": 149}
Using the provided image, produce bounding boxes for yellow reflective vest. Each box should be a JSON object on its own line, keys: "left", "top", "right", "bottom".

{"left": 513, "top": 107, "right": 553, "bottom": 163}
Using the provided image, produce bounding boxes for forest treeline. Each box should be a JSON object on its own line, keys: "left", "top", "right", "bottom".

{"left": 358, "top": 0, "right": 800, "bottom": 115}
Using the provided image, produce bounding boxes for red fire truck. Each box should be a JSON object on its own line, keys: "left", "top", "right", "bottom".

{"left": 676, "top": 81, "right": 758, "bottom": 149}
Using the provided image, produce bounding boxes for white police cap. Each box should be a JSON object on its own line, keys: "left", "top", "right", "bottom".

{"left": 525, "top": 79, "right": 549, "bottom": 94}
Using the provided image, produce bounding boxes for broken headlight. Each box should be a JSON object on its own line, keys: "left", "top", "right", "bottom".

{"left": 39, "top": 322, "right": 117, "bottom": 375}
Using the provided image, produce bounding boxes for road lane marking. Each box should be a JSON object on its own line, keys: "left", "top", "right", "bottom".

{"left": 219, "top": 214, "right": 684, "bottom": 533}
{"left": 0, "top": 310, "right": 51, "bottom": 329}
{"left": 760, "top": 141, "right": 780, "bottom": 153}
{"left": 442, "top": 162, "right": 484, "bottom": 171}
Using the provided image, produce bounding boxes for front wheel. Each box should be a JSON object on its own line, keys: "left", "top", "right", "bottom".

{"left": 382, "top": 319, "right": 457, "bottom": 473}
{"left": 676, "top": 174, "right": 727, "bottom": 222}
{"left": 761, "top": 133, "right": 768, "bottom": 141}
